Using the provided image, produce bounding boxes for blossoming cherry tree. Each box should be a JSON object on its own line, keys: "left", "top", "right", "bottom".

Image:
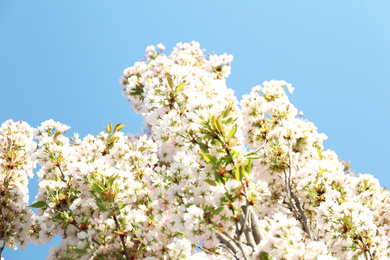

{"left": 0, "top": 42, "right": 389, "bottom": 259}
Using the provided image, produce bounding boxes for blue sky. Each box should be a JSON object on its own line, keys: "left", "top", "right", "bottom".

{"left": 1, "top": 1, "right": 389, "bottom": 259}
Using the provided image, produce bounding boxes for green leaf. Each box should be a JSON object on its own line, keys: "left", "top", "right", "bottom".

{"left": 211, "top": 115, "right": 218, "bottom": 130}
{"left": 167, "top": 73, "right": 174, "bottom": 89}
{"left": 95, "top": 201, "right": 109, "bottom": 212}
{"left": 118, "top": 204, "right": 127, "bottom": 210}
{"left": 29, "top": 201, "right": 49, "bottom": 208}
{"left": 212, "top": 206, "right": 224, "bottom": 216}
{"left": 243, "top": 164, "right": 250, "bottom": 175}
{"left": 228, "top": 125, "right": 237, "bottom": 139}
{"left": 114, "top": 123, "right": 125, "bottom": 133}
{"left": 197, "top": 141, "right": 207, "bottom": 152}
{"left": 73, "top": 248, "right": 89, "bottom": 255}
{"left": 108, "top": 174, "right": 117, "bottom": 186}
{"left": 204, "top": 179, "right": 217, "bottom": 186}
{"left": 138, "top": 146, "right": 147, "bottom": 153}
{"left": 216, "top": 118, "right": 223, "bottom": 134}
{"left": 107, "top": 122, "right": 113, "bottom": 135}
{"left": 222, "top": 106, "right": 231, "bottom": 118}
{"left": 246, "top": 153, "right": 261, "bottom": 160}
{"left": 109, "top": 136, "right": 120, "bottom": 144}
{"left": 91, "top": 183, "right": 104, "bottom": 192}
{"left": 235, "top": 166, "right": 242, "bottom": 181}
{"left": 175, "top": 82, "right": 185, "bottom": 92}
{"left": 54, "top": 130, "right": 64, "bottom": 139}
{"left": 200, "top": 152, "right": 212, "bottom": 163}
{"left": 225, "top": 153, "right": 234, "bottom": 165}
{"left": 259, "top": 251, "right": 271, "bottom": 260}
{"left": 52, "top": 214, "right": 63, "bottom": 222}
{"left": 215, "top": 173, "right": 223, "bottom": 184}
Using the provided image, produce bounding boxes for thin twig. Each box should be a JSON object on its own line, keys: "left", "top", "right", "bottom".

{"left": 359, "top": 236, "right": 374, "bottom": 260}
{"left": 57, "top": 165, "right": 66, "bottom": 181}
{"left": 219, "top": 243, "right": 237, "bottom": 259}
{"left": 254, "top": 140, "right": 268, "bottom": 153}
{"left": 69, "top": 221, "right": 101, "bottom": 246}
{"left": 196, "top": 244, "right": 216, "bottom": 255}
{"left": 113, "top": 214, "right": 131, "bottom": 260}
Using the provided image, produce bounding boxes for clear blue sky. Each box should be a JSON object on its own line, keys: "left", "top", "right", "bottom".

{"left": 1, "top": 1, "right": 389, "bottom": 259}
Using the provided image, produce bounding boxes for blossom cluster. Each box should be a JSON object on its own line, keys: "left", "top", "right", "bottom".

{"left": 0, "top": 42, "right": 389, "bottom": 260}
{"left": 0, "top": 120, "right": 36, "bottom": 250}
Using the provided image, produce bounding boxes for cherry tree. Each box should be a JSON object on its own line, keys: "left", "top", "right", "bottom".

{"left": 1, "top": 42, "right": 389, "bottom": 259}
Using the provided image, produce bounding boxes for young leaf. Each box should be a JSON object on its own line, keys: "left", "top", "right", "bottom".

{"left": 54, "top": 130, "right": 64, "bottom": 139}
{"left": 175, "top": 82, "right": 185, "bottom": 92}
{"left": 222, "top": 106, "right": 231, "bottom": 118}
{"left": 240, "top": 164, "right": 246, "bottom": 177}
{"left": 109, "top": 136, "right": 120, "bottom": 144}
{"left": 225, "top": 153, "right": 234, "bottom": 166}
{"left": 224, "top": 117, "right": 237, "bottom": 125}
{"left": 216, "top": 118, "right": 223, "bottom": 133}
{"left": 114, "top": 123, "right": 125, "bottom": 133}
{"left": 91, "top": 183, "right": 104, "bottom": 192}
{"left": 228, "top": 125, "right": 237, "bottom": 139}
{"left": 107, "top": 122, "right": 113, "bottom": 135}
{"left": 212, "top": 206, "right": 224, "bottom": 216}
{"left": 215, "top": 173, "right": 223, "bottom": 184}
{"left": 200, "top": 152, "right": 212, "bottom": 163}
{"left": 73, "top": 248, "right": 89, "bottom": 255}
{"left": 29, "top": 201, "right": 49, "bottom": 208}
{"left": 118, "top": 204, "right": 127, "bottom": 210}
{"left": 246, "top": 153, "right": 261, "bottom": 160}
{"left": 138, "top": 146, "right": 147, "bottom": 153}
{"left": 197, "top": 141, "right": 207, "bottom": 152}
{"left": 211, "top": 115, "right": 217, "bottom": 131}
{"left": 235, "top": 166, "right": 242, "bottom": 181}
{"left": 204, "top": 179, "right": 217, "bottom": 186}
{"left": 95, "top": 201, "right": 109, "bottom": 212}
{"left": 52, "top": 214, "right": 63, "bottom": 222}
{"left": 167, "top": 73, "right": 174, "bottom": 89}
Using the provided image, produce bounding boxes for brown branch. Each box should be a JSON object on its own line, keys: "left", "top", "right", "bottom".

{"left": 57, "top": 200, "right": 102, "bottom": 247}
{"left": 56, "top": 165, "right": 66, "bottom": 181}
{"left": 69, "top": 221, "right": 101, "bottom": 246}
{"left": 196, "top": 244, "right": 216, "bottom": 256}
{"left": 113, "top": 214, "right": 131, "bottom": 260}
{"left": 358, "top": 236, "right": 374, "bottom": 260}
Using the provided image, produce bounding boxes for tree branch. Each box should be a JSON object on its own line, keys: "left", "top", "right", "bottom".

{"left": 283, "top": 143, "right": 314, "bottom": 240}
{"left": 249, "top": 207, "right": 263, "bottom": 245}
{"left": 242, "top": 212, "right": 256, "bottom": 249}
{"left": 0, "top": 200, "right": 7, "bottom": 258}
{"left": 216, "top": 230, "right": 239, "bottom": 255}
{"left": 113, "top": 214, "right": 131, "bottom": 260}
